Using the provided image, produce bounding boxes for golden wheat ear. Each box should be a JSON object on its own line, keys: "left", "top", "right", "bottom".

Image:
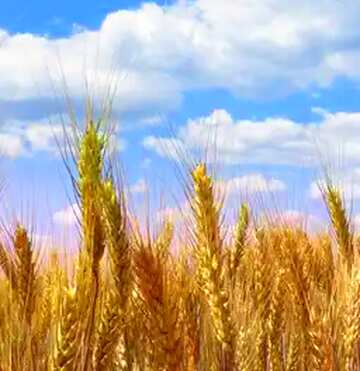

{"left": 155, "top": 218, "right": 174, "bottom": 259}
{"left": 229, "top": 203, "right": 250, "bottom": 285}
{"left": 93, "top": 289, "right": 122, "bottom": 371}
{"left": 53, "top": 287, "right": 80, "bottom": 371}
{"left": 0, "top": 241, "right": 16, "bottom": 290}
{"left": 339, "top": 270, "right": 360, "bottom": 369}
{"left": 13, "top": 224, "right": 37, "bottom": 327}
{"left": 133, "top": 240, "right": 184, "bottom": 371}
{"left": 100, "top": 179, "right": 131, "bottom": 309}
{"left": 92, "top": 179, "right": 132, "bottom": 370}
{"left": 323, "top": 183, "right": 354, "bottom": 269}
{"left": 191, "top": 162, "right": 236, "bottom": 368}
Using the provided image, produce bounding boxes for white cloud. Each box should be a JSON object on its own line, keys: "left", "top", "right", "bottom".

{"left": 139, "top": 114, "right": 166, "bottom": 126}
{"left": 2, "top": 2, "right": 360, "bottom": 158}
{"left": 53, "top": 204, "right": 80, "bottom": 226}
{"left": 0, "top": 132, "right": 25, "bottom": 158}
{"left": 0, "top": 0, "right": 360, "bottom": 114}
{"left": 310, "top": 168, "right": 360, "bottom": 200}
{"left": 217, "top": 174, "right": 286, "bottom": 195}
{"left": 0, "top": 116, "right": 127, "bottom": 158}
{"left": 143, "top": 108, "right": 360, "bottom": 167}
{"left": 0, "top": 116, "right": 67, "bottom": 158}
{"left": 24, "top": 123, "right": 65, "bottom": 153}
{"left": 143, "top": 136, "right": 184, "bottom": 161}
{"left": 309, "top": 181, "right": 323, "bottom": 199}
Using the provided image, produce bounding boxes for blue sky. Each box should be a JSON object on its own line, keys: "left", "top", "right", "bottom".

{"left": 0, "top": 0, "right": 172, "bottom": 36}
{"left": 2, "top": 0, "right": 360, "bottom": 233}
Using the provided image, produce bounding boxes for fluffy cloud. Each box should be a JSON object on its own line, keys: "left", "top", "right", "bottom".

{"left": 24, "top": 123, "right": 65, "bottom": 153}
{"left": 3, "top": 2, "right": 360, "bottom": 158}
{"left": 144, "top": 108, "right": 360, "bottom": 167}
{"left": 0, "top": 116, "right": 126, "bottom": 158}
{"left": 0, "top": 116, "right": 68, "bottom": 157}
{"left": 0, "top": 132, "right": 25, "bottom": 158}
{"left": 309, "top": 181, "right": 323, "bottom": 199}
{"left": 1, "top": 0, "right": 360, "bottom": 117}
{"left": 309, "top": 168, "right": 360, "bottom": 200}
{"left": 143, "top": 136, "right": 184, "bottom": 161}
{"left": 53, "top": 203, "right": 80, "bottom": 226}
{"left": 217, "top": 174, "right": 286, "bottom": 195}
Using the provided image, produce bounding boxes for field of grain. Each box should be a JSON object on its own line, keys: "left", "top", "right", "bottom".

{"left": 0, "top": 118, "right": 358, "bottom": 371}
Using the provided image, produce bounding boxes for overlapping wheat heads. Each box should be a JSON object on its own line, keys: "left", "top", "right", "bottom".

{"left": 0, "top": 113, "right": 359, "bottom": 371}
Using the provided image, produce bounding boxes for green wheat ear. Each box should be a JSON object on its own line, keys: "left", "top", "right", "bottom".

{"left": 78, "top": 120, "right": 106, "bottom": 270}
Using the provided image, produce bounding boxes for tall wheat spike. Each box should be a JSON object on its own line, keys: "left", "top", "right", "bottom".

{"left": 191, "top": 163, "right": 235, "bottom": 369}
{"left": 93, "top": 179, "right": 132, "bottom": 370}
{"left": 324, "top": 183, "right": 354, "bottom": 269}
{"left": 78, "top": 120, "right": 106, "bottom": 271}
{"left": 77, "top": 120, "right": 107, "bottom": 370}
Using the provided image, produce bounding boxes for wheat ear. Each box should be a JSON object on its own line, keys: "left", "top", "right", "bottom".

{"left": 77, "top": 120, "right": 107, "bottom": 369}
{"left": 13, "top": 225, "right": 36, "bottom": 326}
{"left": 324, "top": 184, "right": 354, "bottom": 269}
{"left": 191, "top": 163, "right": 235, "bottom": 367}
{"left": 134, "top": 242, "right": 183, "bottom": 370}
{"left": 53, "top": 287, "right": 79, "bottom": 371}
{"left": 229, "top": 203, "right": 249, "bottom": 285}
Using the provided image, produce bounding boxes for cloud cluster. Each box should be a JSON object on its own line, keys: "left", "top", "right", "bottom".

{"left": 144, "top": 108, "right": 360, "bottom": 167}
{"left": 1, "top": 0, "right": 360, "bottom": 117}
{"left": 53, "top": 203, "right": 80, "bottom": 226}
{"left": 0, "top": 119, "right": 65, "bottom": 158}
{"left": 0, "top": 116, "right": 126, "bottom": 158}
{"left": 1, "top": 1, "right": 360, "bottom": 158}
{"left": 309, "top": 168, "right": 360, "bottom": 200}
{"left": 217, "top": 173, "right": 286, "bottom": 195}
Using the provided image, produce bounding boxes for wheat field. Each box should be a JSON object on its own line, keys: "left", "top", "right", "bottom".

{"left": 0, "top": 118, "right": 359, "bottom": 371}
